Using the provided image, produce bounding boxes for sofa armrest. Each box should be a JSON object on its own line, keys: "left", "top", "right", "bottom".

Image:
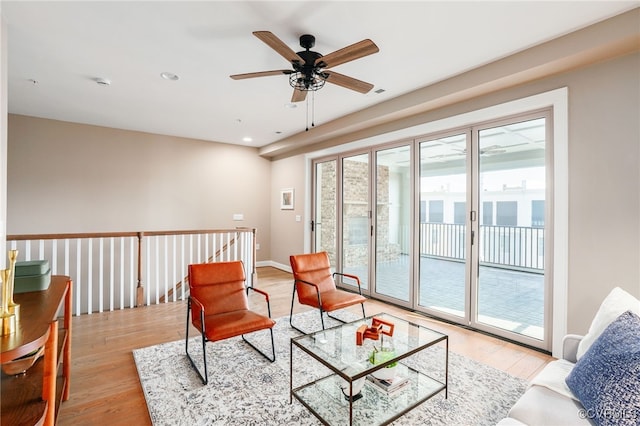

{"left": 562, "top": 334, "right": 583, "bottom": 363}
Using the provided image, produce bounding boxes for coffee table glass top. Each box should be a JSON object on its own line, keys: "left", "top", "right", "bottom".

{"left": 292, "top": 313, "right": 446, "bottom": 379}
{"left": 290, "top": 313, "right": 448, "bottom": 426}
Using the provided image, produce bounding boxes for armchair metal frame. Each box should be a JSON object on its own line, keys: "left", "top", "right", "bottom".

{"left": 185, "top": 262, "right": 275, "bottom": 385}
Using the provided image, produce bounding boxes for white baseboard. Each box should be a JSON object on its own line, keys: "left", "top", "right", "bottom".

{"left": 256, "top": 260, "right": 291, "bottom": 273}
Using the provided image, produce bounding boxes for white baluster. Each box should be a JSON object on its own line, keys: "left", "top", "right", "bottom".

{"left": 51, "top": 239, "right": 58, "bottom": 275}
{"left": 76, "top": 239, "right": 82, "bottom": 316}
{"left": 163, "top": 235, "right": 168, "bottom": 303}
{"left": 87, "top": 239, "right": 93, "bottom": 314}
{"left": 129, "top": 237, "right": 135, "bottom": 309}
{"left": 64, "top": 239, "right": 70, "bottom": 276}
{"left": 98, "top": 238, "right": 104, "bottom": 313}
{"left": 180, "top": 234, "right": 186, "bottom": 301}
{"left": 109, "top": 237, "right": 114, "bottom": 312}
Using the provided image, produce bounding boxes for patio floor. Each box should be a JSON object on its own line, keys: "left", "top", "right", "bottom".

{"left": 345, "top": 255, "right": 544, "bottom": 340}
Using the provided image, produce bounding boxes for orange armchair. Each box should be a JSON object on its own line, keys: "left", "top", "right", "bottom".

{"left": 185, "top": 261, "right": 275, "bottom": 385}
{"left": 289, "top": 252, "right": 366, "bottom": 333}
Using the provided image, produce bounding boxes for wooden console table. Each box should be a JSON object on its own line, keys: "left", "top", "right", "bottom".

{"left": 1, "top": 275, "right": 72, "bottom": 426}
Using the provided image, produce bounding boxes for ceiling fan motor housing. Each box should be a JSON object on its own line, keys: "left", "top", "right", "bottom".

{"left": 299, "top": 34, "right": 315, "bottom": 49}
{"left": 294, "top": 36, "right": 325, "bottom": 90}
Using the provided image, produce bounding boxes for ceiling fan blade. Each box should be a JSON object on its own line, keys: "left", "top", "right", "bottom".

{"left": 253, "top": 31, "right": 305, "bottom": 64}
{"left": 230, "top": 70, "right": 292, "bottom": 80}
{"left": 316, "top": 39, "right": 379, "bottom": 69}
{"left": 323, "top": 71, "right": 374, "bottom": 94}
{"left": 291, "top": 88, "right": 307, "bottom": 103}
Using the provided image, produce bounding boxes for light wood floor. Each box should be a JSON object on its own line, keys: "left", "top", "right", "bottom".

{"left": 57, "top": 267, "right": 553, "bottom": 425}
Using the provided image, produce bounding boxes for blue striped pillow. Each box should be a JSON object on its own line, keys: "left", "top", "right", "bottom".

{"left": 565, "top": 310, "right": 640, "bottom": 426}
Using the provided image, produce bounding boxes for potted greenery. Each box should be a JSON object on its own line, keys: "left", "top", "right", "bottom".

{"left": 369, "top": 344, "right": 397, "bottom": 380}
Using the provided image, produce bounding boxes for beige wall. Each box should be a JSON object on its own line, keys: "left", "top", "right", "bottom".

{"left": 269, "top": 154, "right": 306, "bottom": 268}
{"left": 7, "top": 115, "right": 272, "bottom": 260}
{"left": 564, "top": 52, "right": 640, "bottom": 333}
{"left": 270, "top": 51, "right": 640, "bottom": 335}
{"left": 1, "top": 14, "right": 7, "bottom": 269}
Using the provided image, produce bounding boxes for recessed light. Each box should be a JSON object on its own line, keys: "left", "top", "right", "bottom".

{"left": 242, "top": 137, "right": 253, "bottom": 143}
{"left": 95, "top": 77, "right": 111, "bottom": 86}
{"left": 160, "top": 72, "right": 179, "bottom": 81}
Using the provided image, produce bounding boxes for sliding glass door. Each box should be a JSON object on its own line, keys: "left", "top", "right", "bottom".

{"left": 310, "top": 110, "right": 551, "bottom": 350}
{"left": 417, "top": 133, "right": 469, "bottom": 320}
{"left": 312, "top": 159, "right": 337, "bottom": 266}
{"left": 373, "top": 144, "right": 412, "bottom": 304}
{"left": 341, "top": 152, "right": 370, "bottom": 290}
{"left": 473, "top": 116, "right": 548, "bottom": 342}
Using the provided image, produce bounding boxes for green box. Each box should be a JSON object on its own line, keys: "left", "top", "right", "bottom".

{"left": 14, "top": 260, "right": 51, "bottom": 293}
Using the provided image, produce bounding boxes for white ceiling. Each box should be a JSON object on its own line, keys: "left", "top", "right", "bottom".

{"left": 2, "top": 1, "right": 638, "bottom": 150}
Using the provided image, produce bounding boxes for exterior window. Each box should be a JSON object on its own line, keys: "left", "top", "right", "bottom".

{"left": 429, "top": 200, "right": 443, "bottom": 223}
{"left": 420, "top": 200, "right": 426, "bottom": 223}
{"left": 532, "top": 200, "right": 545, "bottom": 228}
{"left": 482, "top": 201, "right": 493, "bottom": 225}
{"left": 454, "top": 202, "right": 466, "bottom": 224}
{"left": 496, "top": 201, "right": 517, "bottom": 226}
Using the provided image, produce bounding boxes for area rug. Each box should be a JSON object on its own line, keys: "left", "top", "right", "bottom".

{"left": 133, "top": 311, "right": 527, "bottom": 425}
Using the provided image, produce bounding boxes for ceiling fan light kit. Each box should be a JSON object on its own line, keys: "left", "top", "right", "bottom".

{"left": 230, "top": 31, "right": 379, "bottom": 130}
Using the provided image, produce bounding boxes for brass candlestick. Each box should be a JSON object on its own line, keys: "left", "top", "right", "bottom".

{"left": 7, "top": 250, "right": 20, "bottom": 320}
{"left": 1, "top": 269, "right": 16, "bottom": 336}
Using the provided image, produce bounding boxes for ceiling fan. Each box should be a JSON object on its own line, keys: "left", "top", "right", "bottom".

{"left": 230, "top": 31, "right": 379, "bottom": 103}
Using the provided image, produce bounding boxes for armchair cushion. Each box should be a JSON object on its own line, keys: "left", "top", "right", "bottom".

{"left": 290, "top": 252, "right": 338, "bottom": 300}
{"left": 202, "top": 310, "right": 275, "bottom": 342}
{"left": 300, "top": 288, "right": 366, "bottom": 311}
{"left": 189, "top": 261, "right": 249, "bottom": 317}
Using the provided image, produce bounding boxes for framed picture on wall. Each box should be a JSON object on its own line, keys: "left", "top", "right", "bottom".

{"left": 281, "top": 188, "right": 294, "bottom": 210}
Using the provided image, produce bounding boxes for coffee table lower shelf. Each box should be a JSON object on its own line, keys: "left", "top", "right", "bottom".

{"left": 291, "top": 364, "right": 446, "bottom": 426}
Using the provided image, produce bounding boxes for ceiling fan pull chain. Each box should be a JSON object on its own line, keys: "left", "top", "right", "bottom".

{"left": 305, "top": 93, "right": 309, "bottom": 131}
{"left": 311, "top": 90, "right": 316, "bottom": 129}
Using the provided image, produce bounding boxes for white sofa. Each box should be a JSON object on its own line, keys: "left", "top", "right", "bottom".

{"left": 498, "top": 287, "right": 640, "bottom": 426}
{"left": 498, "top": 334, "right": 591, "bottom": 425}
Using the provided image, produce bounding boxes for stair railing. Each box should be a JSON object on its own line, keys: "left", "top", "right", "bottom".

{"left": 5, "top": 228, "right": 257, "bottom": 315}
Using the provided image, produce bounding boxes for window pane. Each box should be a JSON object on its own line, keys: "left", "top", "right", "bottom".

{"left": 342, "top": 153, "right": 369, "bottom": 288}
{"left": 418, "top": 133, "right": 467, "bottom": 318}
{"left": 314, "top": 160, "right": 337, "bottom": 265}
{"left": 496, "top": 201, "right": 517, "bottom": 226}
{"left": 532, "top": 200, "right": 545, "bottom": 228}
{"left": 454, "top": 202, "right": 466, "bottom": 224}
{"left": 482, "top": 201, "right": 493, "bottom": 225}
{"left": 428, "top": 200, "right": 443, "bottom": 223}
{"left": 477, "top": 116, "right": 546, "bottom": 341}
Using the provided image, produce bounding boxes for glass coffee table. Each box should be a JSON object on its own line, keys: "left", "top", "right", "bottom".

{"left": 290, "top": 313, "right": 448, "bottom": 426}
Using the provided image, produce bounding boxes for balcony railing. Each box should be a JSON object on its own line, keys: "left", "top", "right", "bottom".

{"left": 419, "top": 222, "right": 544, "bottom": 271}
{"left": 6, "top": 228, "right": 256, "bottom": 315}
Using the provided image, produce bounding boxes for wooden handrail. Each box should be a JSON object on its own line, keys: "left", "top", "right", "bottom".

{"left": 7, "top": 232, "right": 140, "bottom": 240}
{"left": 7, "top": 228, "right": 252, "bottom": 241}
